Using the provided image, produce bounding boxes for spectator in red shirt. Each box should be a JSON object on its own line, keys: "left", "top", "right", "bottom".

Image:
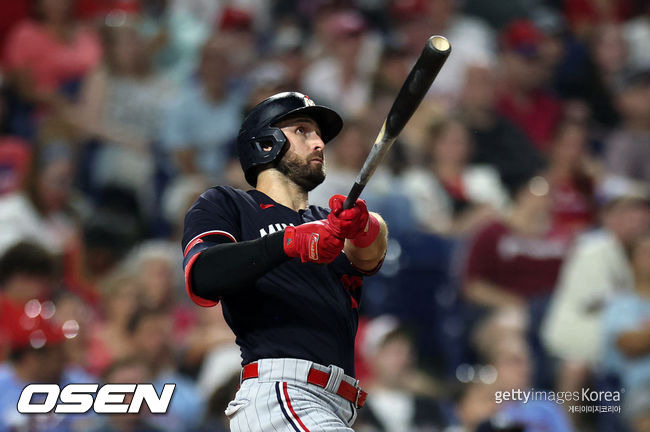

{"left": 463, "top": 175, "right": 570, "bottom": 309}
{"left": 546, "top": 119, "right": 600, "bottom": 241}
{"left": 2, "top": 0, "right": 102, "bottom": 110}
{"left": 497, "top": 20, "right": 563, "bottom": 153}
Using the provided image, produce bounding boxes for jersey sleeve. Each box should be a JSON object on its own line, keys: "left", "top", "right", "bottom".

{"left": 181, "top": 187, "right": 241, "bottom": 307}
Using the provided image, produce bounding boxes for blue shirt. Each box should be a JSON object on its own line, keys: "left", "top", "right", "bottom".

{"left": 603, "top": 293, "right": 650, "bottom": 392}
{"left": 182, "top": 186, "right": 372, "bottom": 376}
{"left": 161, "top": 84, "right": 243, "bottom": 179}
{"left": 497, "top": 400, "right": 573, "bottom": 432}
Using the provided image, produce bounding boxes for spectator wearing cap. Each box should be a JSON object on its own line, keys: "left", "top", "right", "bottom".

{"left": 457, "top": 63, "right": 544, "bottom": 193}
{"left": 602, "top": 232, "right": 650, "bottom": 429}
{"left": 542, "top": 180, "right": 650, "bottom": 402}
{"left": 213, "top": 7, "right": 257, "bottom": 83}
{"left": 497, "top": 19, "right": 564, "bottom": 153}
{"left": 604, "top": 68, "right": 650, "bottom": 185}
{"left": 354, "top": 316, "right": 450, "bottom": 432}
{"left": 391, "top": 0, "right": 496, "bottom": 99}
{"left": 302, "top": 9, "right": 381, "bottom": 117}
{"left": 0, "top": 310, "right": 95, "bottom": 431}
{"left": 160, "top": 35, "right": 244, "bottom": 183}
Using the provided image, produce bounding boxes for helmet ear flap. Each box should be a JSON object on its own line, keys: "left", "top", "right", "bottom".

{"left": 239, "top": 127, "right": 288, "bottom": 186}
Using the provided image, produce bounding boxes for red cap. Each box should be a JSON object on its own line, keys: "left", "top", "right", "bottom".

{"left": 0, "top": 297, "right": 65, "bottom": 351}
{"left": 502, "top": 19, "right": 542, "bottom": 57}
{"left": 390, "top": 0, "right": 428, "bottom": 21}
{"left": 218, "top": 7, "right": 253, "bottom": 32}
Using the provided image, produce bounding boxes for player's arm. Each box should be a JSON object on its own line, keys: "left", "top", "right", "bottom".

{"left": 328, "top": 195, "right": 388, "bottom": 273}
{"left": 187, "top": 222, "right": 345, "bottom": 302}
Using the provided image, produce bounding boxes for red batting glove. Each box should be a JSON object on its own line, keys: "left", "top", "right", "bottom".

{"left": 283, "top": 220, "right": 344, "bottom": 264}
{"left": 328, "top": 194, "right": 370, "bottom": 239}
{"left": 328, "top": 194, "right": 380, "bottom": 248}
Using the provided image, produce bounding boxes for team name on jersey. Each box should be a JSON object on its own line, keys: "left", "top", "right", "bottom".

{"left": 260, "top": 223, "right": 294, "bottom": 237}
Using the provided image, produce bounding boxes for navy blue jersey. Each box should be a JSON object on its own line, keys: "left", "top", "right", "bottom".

{"left": 182, "top": 186, "right": 374, "bottom": 377}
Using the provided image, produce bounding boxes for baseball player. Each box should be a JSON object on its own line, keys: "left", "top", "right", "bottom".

{"left": 182, "top": 92, "right": 388, "bottom": 431}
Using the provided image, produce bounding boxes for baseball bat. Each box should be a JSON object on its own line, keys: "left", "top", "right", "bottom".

{"left": 342, "top": 35, "right": 451, "bottom": 210}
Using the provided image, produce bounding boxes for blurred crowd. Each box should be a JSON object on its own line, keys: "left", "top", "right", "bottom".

{"left": 0, "top": 0, "right": 649, "bottom": 431}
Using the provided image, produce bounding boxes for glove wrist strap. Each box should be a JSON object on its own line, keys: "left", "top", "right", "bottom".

{"left": 351, "top": 215, "right": 380, "bottom": 248}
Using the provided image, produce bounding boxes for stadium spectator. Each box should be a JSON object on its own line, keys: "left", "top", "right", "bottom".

{"left": 400, "top": 117, "right": 508, "bottom": 235}
{"left": 2, "top": 0, "right": 101, "bottom": 142}
{"left": 392, "top": 0, "right": 496, "bottom": 99}
{"left": 127, "top": 308, "right": 205, "bottom": 432}
{"left": 0, "top": 142, "right": 80, "bottom": 256}
{"left": 86, "top": 270, "right": 140, "bottom": 375}
{"left": 0, "top": 242, "right": 57, "bottom": 344}
{"left": 542, "top": 182, "right": 650, "bottom": 403}
{"left": 0, "top": 310, "right": 94, "bottom": 431}
{"left": 622, "top": 5, "right": 650, "bottom": 72}
{"left": 546, "top": 119, "right": 600, "bottom": 240}
{"left": 457, "top": 64, "right": 544, "bottom": 193}
{"left": 212, "top": 7, "right": 257, "bottom": 84}
{"left": 68, "top": 16, "right": 176, "bottom": 209}
{"left": 463, "top": 175, "right": 569, "bottom": 310}
{"left": 302, "top": 9, "right": 381, "bottom": 117}
{"left": 137, "top": 0, "right": 210, "bottom": 84}
{"left": 2, "top": 0, "right": 101, "bottom": 103}
{"left": 161, "top": 36, "right": 244, "bottom": 182}
{"left": 555, "top": 23, "right": 627, "bottom": 129}
{"left": 86, "top": 357, "right": 164, "bottom": 432}
{"left": 497, "top": 19, "right": 564, "bottom": 153}
{"left": 602, "top": 233, "right": 650, "bottom": 422}
{"left": 355, "top": 316, "right": 449, "bottom": 432}
{"left": 482, "top": 336, "right": 574, "bottom": 432}
{"left": 604, "top": 68, "right": 650, "bottom": 184}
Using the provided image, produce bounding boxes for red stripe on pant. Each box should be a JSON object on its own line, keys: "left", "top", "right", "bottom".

{"left": 283, "top": 382, "right": 311, "bottom": 432}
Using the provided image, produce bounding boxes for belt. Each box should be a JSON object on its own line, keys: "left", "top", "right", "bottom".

{"left": 241, "top": 362, "right": 367, "bottom": 408}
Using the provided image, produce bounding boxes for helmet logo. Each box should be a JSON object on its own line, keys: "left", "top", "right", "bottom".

{"left": 303, "top": 95, "right": 315, "bottom": 107}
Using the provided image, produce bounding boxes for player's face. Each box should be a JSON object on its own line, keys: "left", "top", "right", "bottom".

{"left": 275, "top": 117, "right": 326, "bottom": 191}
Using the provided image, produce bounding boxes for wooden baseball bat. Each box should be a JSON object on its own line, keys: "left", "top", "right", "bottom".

{"left": 343, "top": 36, "right": 451, "bottom": 209}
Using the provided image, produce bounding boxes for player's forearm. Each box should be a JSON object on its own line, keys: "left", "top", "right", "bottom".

{"left": 464, "top": 279, "right": 525, "bottom": 309}
{"left": 344, "top": 213, "right": 388, "bottom": 272}
{"left": 616, "top": 329, "right": 650, "bottom": 358}
{"left": 191, "top": 231, "right": 290, "bottom": 299}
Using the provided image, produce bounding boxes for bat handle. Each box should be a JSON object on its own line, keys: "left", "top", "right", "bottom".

{"left": 343, "top": 182, "right": 365, "bottom": 210}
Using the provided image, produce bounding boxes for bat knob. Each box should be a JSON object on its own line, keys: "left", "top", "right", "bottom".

{"left": 428, "top": 35, "right": 451, "bottom": 53}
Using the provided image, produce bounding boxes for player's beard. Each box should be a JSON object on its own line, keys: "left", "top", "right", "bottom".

{"left": 276, "top": 150, "right": 326, "bottom": 192}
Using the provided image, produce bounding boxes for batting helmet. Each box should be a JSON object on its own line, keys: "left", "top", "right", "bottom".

{"left": 237, "top": 92, "right": 343, "bottom": 186}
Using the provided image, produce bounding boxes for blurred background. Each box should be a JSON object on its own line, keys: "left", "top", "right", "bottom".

{"left": 0, "top": 0, "right": 649, "bottom": 431}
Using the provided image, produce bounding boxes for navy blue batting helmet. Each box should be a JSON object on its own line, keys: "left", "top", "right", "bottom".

{"left": 237, "top": 92, "right": 343, "bottom": 186}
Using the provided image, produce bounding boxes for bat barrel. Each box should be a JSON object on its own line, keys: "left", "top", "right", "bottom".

{"left": 342, "top": 36, "right": 451, "bottom": 210}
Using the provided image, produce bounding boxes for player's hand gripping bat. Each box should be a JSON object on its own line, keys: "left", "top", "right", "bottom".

{"left": 342, "top": 36, "right": 452, "bottom": 210}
